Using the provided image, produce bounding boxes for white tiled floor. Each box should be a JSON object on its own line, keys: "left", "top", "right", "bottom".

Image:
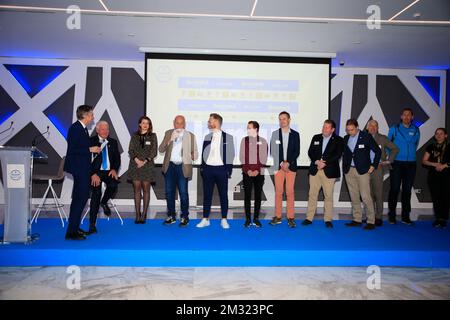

{"left": 1, "top": 266, "right": 449, "bottom": 300}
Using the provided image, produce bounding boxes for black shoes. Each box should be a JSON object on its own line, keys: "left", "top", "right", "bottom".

{"left": 287, "top": 218, "right": 296, "bottom": 228}
{"left": 163, "top": 216, "right": 177, "bottom": 225}
{"left": 65, "top": 232, "right": 86, "bottom": 240}
{"left": 388, "top": 214, "right": 397, "bottom": 225}
{"left": 101, "top": 203, "right": 111, "bottom": 217}
{"left": 244, "top": 218, "right": 262, "bottom": 228}
{"left": 364, "top": 223, "right": 375, "bottom": 230}
{"left": 135, "top": 212, "right": 146, "bottom": 224}
{"left": 345, "top": 221, "right": 362, "bottom": 227}
{"left": 375, "top": 219, "right": 383, "bottom": 227}
{"left": 325, "top": 221, "right": 333, "bottom": 228}
{"left": 401, "top": 218, "right": 414, "bottom": 226}
{"left": 87, "top": 225, "right": 97, "bottom": 234}
{"left": 302, "top": 219, "right": 313, "bottom": 226}
{"left": 432, "top": 220, "right": 447, "bottom": 228}
{"left": 77, "top": 228, "right": 88, "bottom": 236}
{"left": 269, "top": 217, "right": 282, "bottom": 225}
{"left": 179, "top": 218, "right": 189, "bottom": 227}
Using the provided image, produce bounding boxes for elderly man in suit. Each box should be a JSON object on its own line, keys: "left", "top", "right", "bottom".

{"left": 343, "top": 119, "right": 381, "bottom": 230}
{"left": 88, "top": 120, "right": 121, "bottom": 234}
{"left": 159, "top": 115, "right": 198, "bottom": 227}
{"left": 303, "top": 119, "right": 344, "bottom": 228}
{"left": 366, "top": 120, "right": 399, "bottom": 226}
{"left": 64, "top": 105, "right": 101, "bottom": 240}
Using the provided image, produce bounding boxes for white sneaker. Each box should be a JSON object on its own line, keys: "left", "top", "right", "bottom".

{"left": 221, "top": 218, "right": 230, "bottom": 229}
{"left": 196, "top": 218, "right": 210, "bottom": 228}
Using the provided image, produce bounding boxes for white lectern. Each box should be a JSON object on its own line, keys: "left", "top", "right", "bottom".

{"left": 0, "top": 146, "right": 47, "bottom": 244}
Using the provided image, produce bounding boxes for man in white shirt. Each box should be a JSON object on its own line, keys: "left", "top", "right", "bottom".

{"left": 159, "top": 115, "right": 198, "bottom": 227}
{"left": 197, "top": 113, "right": 235, "bottom": 229}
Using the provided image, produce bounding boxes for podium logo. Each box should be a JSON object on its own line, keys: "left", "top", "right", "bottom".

{"left": 9, "top": 169, "right": 22, "bottom": 181}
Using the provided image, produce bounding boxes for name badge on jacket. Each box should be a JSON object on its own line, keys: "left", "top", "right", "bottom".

{"left": 145, "top": 141, "right": 151, "bottom": 145}
{"left": 314, "top": 141, "right": 320, "bottom": 145}
{"left": 358, "top": 144, "right": 365, "bottom": 149}
{"left": 275, "top": 140, "right": 281, "bottom": 145}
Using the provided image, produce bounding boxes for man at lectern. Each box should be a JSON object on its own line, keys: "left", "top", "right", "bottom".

{"left": 88, "top": 120, "right": 121, "bottom": 234}
{"left": 64, "top": 105, "right": 100, "bottom": 240}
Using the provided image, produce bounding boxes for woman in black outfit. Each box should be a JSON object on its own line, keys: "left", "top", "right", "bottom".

{"left": 128, "top": 116, "right": 157, "bottom": 223}
{"left": 422, "top": 128, "right": 450, "bottom": 228}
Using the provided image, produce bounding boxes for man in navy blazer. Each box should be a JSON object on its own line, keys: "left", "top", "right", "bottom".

{"left": 343, "top": 118, "right": 381, "bottom": 230}
{"left": 64, "top": 105, "right": 101, "bottom": 240}
{"left": 197, "top": 113, "right": 235, "bottom": 229}
{"left": 269, "top": 111, "right": 300, "bottom": 228}
{"left": 303, "top": 119, "right": 344, "bottom": 228}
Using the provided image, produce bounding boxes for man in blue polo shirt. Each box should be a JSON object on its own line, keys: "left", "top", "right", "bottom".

{"left": 387, "top": 108, "right": 421, "bottom": 225}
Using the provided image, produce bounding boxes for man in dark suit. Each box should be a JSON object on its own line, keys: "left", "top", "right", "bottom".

{"left": 303, "top": 119, "right": 344, "bottom": 228}
{"left": 343, "top": 118, "right": 381, "bottom": 230}
{"left": 64, "top": 105, "right": 100, "bottom": 240}
{"left": 88, "top": 120, "right": 121, "bottom": 234}
{"left": 196, "top": 113, "right": 235, "bottom": 229}
{"left": 269, "top": 111, "right": 300, "bottom": 228}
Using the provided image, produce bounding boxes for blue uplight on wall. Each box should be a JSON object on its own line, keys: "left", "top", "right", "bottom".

{"left": 4, "top": 64, "right": 68, "bottom": 98}
{"left": 0, "top": 111, "right": 15, "bottom": 126}
{"left": 413, "top": 120, "right": 424, "bottom": 127}
{"left": 416, "top": 76, "right": 441, "bottom": 107}
{"left": 46, "top": 114, "right": 68, "bottom": 138}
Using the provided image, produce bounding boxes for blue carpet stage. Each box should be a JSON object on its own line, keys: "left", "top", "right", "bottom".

{"left": 1, "top": 219, "right": 450, "bottom": 267}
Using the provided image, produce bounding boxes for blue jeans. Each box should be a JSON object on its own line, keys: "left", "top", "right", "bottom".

{"left": 165, "top": 162, "right": 189, "bottom": 218}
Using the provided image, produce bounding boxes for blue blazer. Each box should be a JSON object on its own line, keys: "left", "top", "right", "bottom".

{"left": 343, "top": 130, "right": 381, "bottom": 175}
{"left": 64, "top": 121, "right": 91, "bottom": 176}
{"left": 270, "top": 128, "right": 300, "bottom": 172}
{"left": 201, "top": 131, "right": 235, "bottom": 177}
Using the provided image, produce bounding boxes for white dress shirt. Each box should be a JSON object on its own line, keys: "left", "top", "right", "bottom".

{"left": 206, "top": 130, "right": 224, "bottom": 166}
{"left": 170, "top": 129, "right": 184, "bottom": 164}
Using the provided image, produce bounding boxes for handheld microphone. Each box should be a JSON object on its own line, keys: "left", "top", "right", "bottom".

{"left": 0, "top": 121, "right": 14, "bottom": 136}
{"left": 32, "top": 125, "right": 50, "bottom": 147}
{"left": 92, "top": 139, "right": 108, "bottom": 160}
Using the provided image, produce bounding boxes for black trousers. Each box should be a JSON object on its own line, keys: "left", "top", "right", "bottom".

{"left": 89, "top": 170, "right": 119, "bottom": 225}
{"left": 428, "top": 171, "right": 450, "bottom": 221}
{"left": 243, "top": 173, "right": 265, "bottom": 220}
{"left": 67, "top": 172, "right": 90, "bottom": 234}
{"left": 388, "top": 161, "right": 416, "bottom": 219}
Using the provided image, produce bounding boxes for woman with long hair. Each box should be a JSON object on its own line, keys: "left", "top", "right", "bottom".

{"left": 128, "top": 116, "right": 158, "bottom": 223}
{"left": 422, "top": 128, "right": 450, "bottom": 228}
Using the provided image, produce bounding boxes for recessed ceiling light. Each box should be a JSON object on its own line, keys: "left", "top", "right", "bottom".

{"left": 413, "top": 12, "right": 421, "bottom": 19}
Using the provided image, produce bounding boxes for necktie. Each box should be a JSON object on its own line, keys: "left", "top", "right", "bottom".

{"left": 101, "top": 141, "right": 107, "bottom": 170}
{"left": 84, "top": 127, "right": 89, "bottom": 136}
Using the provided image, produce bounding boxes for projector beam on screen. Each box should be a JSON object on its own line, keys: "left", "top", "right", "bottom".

{"left": 145, "top": 52, "right": 331, "bottom": 167}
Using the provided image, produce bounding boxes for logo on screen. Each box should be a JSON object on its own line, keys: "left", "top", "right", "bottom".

{"left": 155, "top": 65, "right": 173, "bottom": 83}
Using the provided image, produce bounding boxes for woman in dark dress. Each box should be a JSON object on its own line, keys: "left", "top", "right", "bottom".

{"left": 422, "top": 128, "right": 450, "bottom": 228}
{"left": 128, "top": 116, "right": 157, "bottom": 223}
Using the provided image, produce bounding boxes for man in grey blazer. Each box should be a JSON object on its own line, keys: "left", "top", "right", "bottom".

{"left": 158, "top": 115, "right": 198, "bottom": 227}
{"left": 366, "top": 120, "right": 399, "bottom": 226}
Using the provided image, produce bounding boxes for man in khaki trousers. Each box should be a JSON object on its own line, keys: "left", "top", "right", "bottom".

{"left": 366, "top": 120, "right": 399, "bottom": 226}
{"left": 303, "top": 120, "right": 344, "bottom": 228}
{"left": 342, "top": 119, "right": 381, "bottom": 230}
